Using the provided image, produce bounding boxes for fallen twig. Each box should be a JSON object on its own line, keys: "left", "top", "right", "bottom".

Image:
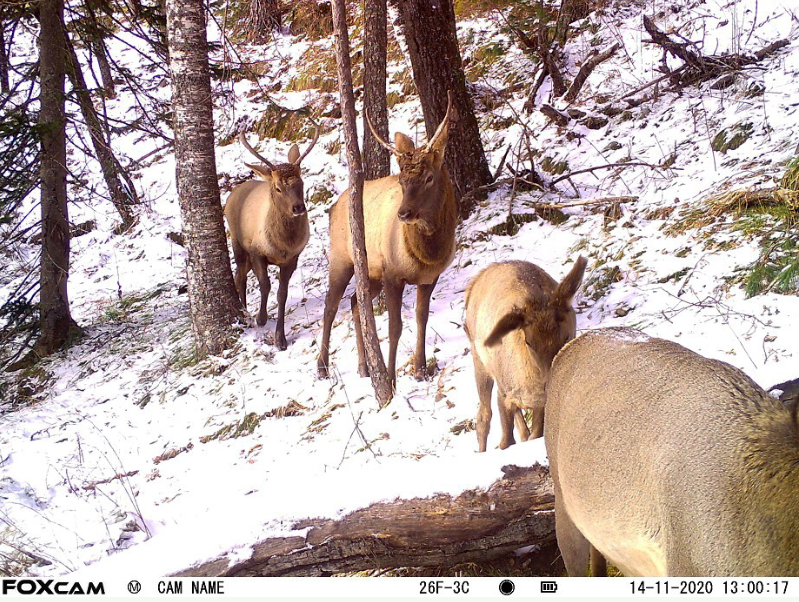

{"left": 83, "top": 470, "right": 139, "bottom": 491}
{"left": 564, "top": 43, "right": 621, "bottom": 103}
{"left": 533, "top": 196, "right": 638, "bottom": 209}
{"left": 551, "top": 161, "right": 676, "bottom": 185}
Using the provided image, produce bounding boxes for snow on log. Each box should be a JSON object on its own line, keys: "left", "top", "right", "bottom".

{"left": 173, "top": 463, "right": 555, "bottom": 577}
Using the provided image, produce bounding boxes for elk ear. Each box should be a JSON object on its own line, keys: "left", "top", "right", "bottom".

{"left": 395, "top": 132, "right": 415, "bottom": 154}
{"left": 246, "top": 163, "right": 273, "bottom": 180}
{"left": 484, "top": 309, "right": 527, "bottom": 347}
{"left": 554, "top": 256, "right": 588, "bottom": 305}
{"left": 287, "top": 144, "right": 301, "bottom": 164}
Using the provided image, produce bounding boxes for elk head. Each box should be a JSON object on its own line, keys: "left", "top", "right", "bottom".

{"left": 367, "top": 91, "right": 454, "bottom": 234}
{"left": 239, "top": 127, "right": 319, "bottom": 217}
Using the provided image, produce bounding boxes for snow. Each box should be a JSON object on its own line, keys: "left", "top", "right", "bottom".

{"left": 2, "top": 0, "right": 798, "bottom": 577}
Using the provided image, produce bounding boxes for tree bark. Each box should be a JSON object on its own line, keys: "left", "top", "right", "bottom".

{"left": 65, "top": 35, "right": 138, "bottom": 230}
{"left": 331, "top": 0, "right": 392, "bottom": 408}
{"left": 555, "top": 0, "right": 592, "bottom": 45}
{"left": 362, "top": 0, "right": 389, "bottom": 181}
{"left": 0, "top": 16, "right": 9, "bottom": 94}
{"left": 35, "top": 0, "right": 73, "bottom": 357}
{"left": 174, "top": 464, "right": 556, "bottom": 576}
{"left": 164, "top": 0, "right": 242, "bottom": 357}
{"left": 393, "top": 0, "right": 492, "bottom": 217}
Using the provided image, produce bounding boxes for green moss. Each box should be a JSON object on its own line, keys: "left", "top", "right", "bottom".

{"left": 541, "top": 156, "right": 569, "bottom": 175}
{"left": 584, "top": 265, "right": 621, "bottom": 301}
{"left": 466, "top": 43, "right": 507, "bottom": 82}
{"left": 308, "top": 186, "right": 335, "bottom": 206}
{"left": 101, "top": 287, "right": 167, "bottom": 324}
{"left": 711, "top": 122, "right": 753, "bottom": 153}
{"left": 200, "top": 412, "right": 265, "bottom": 443}
{"left": 781, "top": 156, "right": 799, "bottom": 192}
{"left": 251, "top": 104, "right": 322, "bottom": 144}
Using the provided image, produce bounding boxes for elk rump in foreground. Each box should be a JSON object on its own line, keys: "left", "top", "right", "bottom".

{"left": 317, "top": 94, "right": 457, "bottom": 390}
{"left": 546, "top": 327, "right": 799, "bottom": 577}
{"left": 224, "top": 129, "right": 318, "bottom": 349}
{"left": 465, "top": 257, "right": 586, "bottom": 452}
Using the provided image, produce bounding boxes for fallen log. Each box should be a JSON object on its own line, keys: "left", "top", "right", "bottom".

{"left": 643, "top": 14, "right": 789, "bottom": 89}
{"left": 173, "top": 463, "right": 556, "bottom": 577}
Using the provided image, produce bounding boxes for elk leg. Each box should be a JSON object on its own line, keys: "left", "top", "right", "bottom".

{"left": 383, "top": 276, "right": 405, "bottom": 392}
{"left": 515, "top": 408, "right": 532, "bottom": 442}
{"left": 413, "top": 278, "right": 437, "bottom": 380}
{"left": 473, "top": 352, "right": 494, "bottom": 453}
{"left": 351, "top": 279, "right": 383, "bottom": 377}
{"left": 232, "top": 242, "right": 250, "bottom": 309}
{"left": 497, "top": 389, "right": 516, "bottom": 450}
{"left": 590, "top": 545, "right": 608, "bottom": 577}
{"left": 275, "top": 257, "right": 297, "bottom": 351}
{"left": 528, "top": 407, "right": 544, "bottom": 439}
{"left": 317, "top": 263, "right": 354, "bottom": 378}
{"left": 250, "top": 255, "right": 271, "bottom": 327}
{"left": 554, "top": 479, "right": 591, "bottom": 576}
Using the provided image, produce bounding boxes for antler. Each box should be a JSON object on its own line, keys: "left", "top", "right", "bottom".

{"left": 424, "top": 90, "right": 453, "bottom": 152}
{"left": 294, "top": 118, "right": 320, "bottom": 165}
{"left": 366, "top": 108, "right": 400, "bottom": 156}
{"left": 239, "top": 133, "right": 276, "bottom": 170}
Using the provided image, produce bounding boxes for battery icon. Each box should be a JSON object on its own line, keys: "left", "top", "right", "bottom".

{"left": 541, "top": 581, "right": 558, "bottom": 593}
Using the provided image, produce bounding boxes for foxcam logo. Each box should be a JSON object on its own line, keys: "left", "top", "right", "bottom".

{"left": 1, "top": 580, "right": 105, "bottom": 595}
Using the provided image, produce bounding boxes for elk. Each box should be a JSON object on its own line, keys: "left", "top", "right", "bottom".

{"left": 317, "top": 94, "right": 457, "bottom": 390}
{"left": 545, "top": 327, "right": 799, "bottom": 577}
{"left": 464, "top": 257, "right": 586, "bottom": 452}
{"left": 224, "top": 128, "right": 318, "bottom": 350}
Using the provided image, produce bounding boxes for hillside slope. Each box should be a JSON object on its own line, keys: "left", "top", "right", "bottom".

{"left": 1, "top": 0, "right": 797, "bottom": 576}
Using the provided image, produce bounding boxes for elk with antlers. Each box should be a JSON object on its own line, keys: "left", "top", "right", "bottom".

{"left": 224, "top": 129, "right": 318, "bottom": 349}
{"left": 317, "top": 94, "right": 457, "bottom": 390}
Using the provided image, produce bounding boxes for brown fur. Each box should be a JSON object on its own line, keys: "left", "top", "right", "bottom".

{"left": 464, "top": 257, "right": 586, "bottom": 452}
{"left": 546, "top": 327, "right": 799, "bottom": 576}
{"left": 224, "top": 143, "right": 311, "bottom": 350}
{"left": 317, "top": 107, "right": 457, "bottom": 390}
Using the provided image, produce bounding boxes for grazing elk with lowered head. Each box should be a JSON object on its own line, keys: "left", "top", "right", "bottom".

{"left": 224, "top": 129, "right": 318, "bottom": 349}
{"left": 317, "top": 94, "right": 457, "bottom": 390}
{"left": 546, "top": 327, "right": 799, "bottom": 577}
{"left": 465, "top": 257, "right": 586, "bottom": 452}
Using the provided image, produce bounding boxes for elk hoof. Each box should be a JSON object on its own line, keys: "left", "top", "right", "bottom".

{"left": 256, "top": 313, "right": 267, "bottom": 327}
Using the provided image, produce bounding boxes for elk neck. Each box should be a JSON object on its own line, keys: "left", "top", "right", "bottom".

{"left": 402, "top": 169, "right": 457, "bottom": 268}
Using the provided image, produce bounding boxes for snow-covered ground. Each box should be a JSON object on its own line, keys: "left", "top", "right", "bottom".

{"left": 1, "top": 0, "right": 798, "bottom": 577}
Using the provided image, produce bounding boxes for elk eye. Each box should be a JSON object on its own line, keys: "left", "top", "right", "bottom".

{"left": 425, "top": 175, "right": 433, "bottom": 184}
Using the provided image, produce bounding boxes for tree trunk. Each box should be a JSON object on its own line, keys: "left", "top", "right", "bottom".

{"left": 362, "top": 0, "right": 389, "bottom": 181}
{"left": 0, "top": 16, "right": 9, "bottom": 94}
{"left": 164, "top": 0, "right": 242, "bottom": 357}
{"left": 555, "top": 0, "right": 592, "bottom": 45}
{"left": 331, "top": 0, "right": 392, "bottom": 408}
{"left": 35, "top": 0, "right": 73, "bottom": 357}
{"left": 90, "top": 38, "right": 116, "bottom": 99}
{"left": 246, "top": 0, "right": 281, "bottom": 43}
{"left": 65, "top": 35, "right": 138, "bottom": 230}
{"left": 393, "top": 0, "right": 491, "bottom": 217}
{"left": 174, "top": 464, "right": 556, "bottom": 576}
{"left": 82, "top": 0, "right": 116, "bottom": 99}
